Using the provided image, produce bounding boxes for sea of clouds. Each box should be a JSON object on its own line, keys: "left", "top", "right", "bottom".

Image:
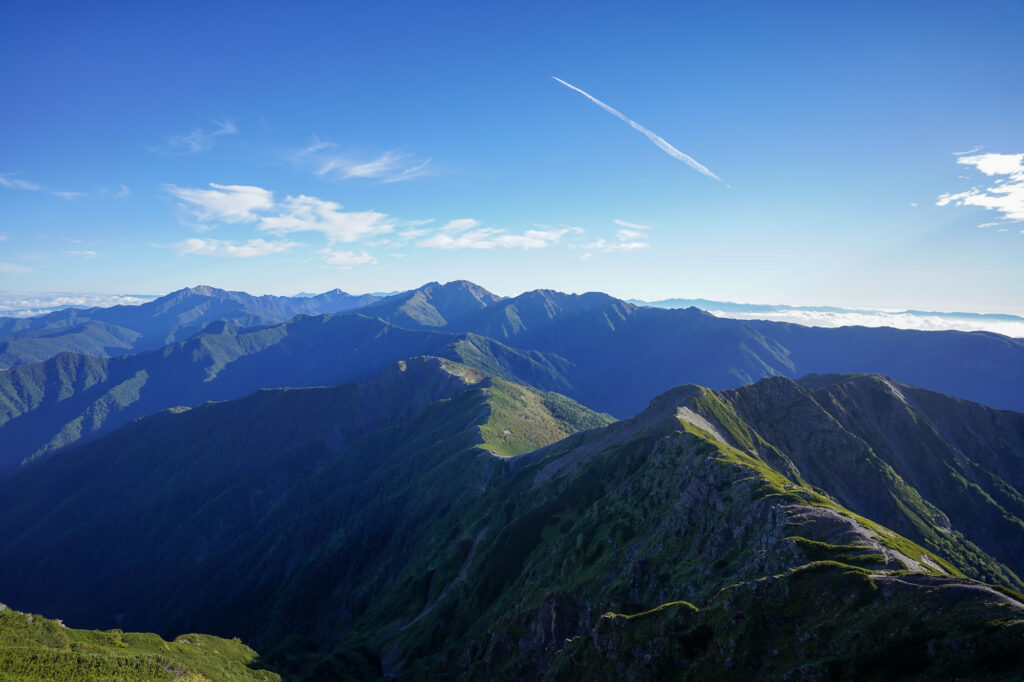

{"left": 0, "top": 292, "right": 159, "bottom": 317}
{"left": 637, "top": 299, "right": 1024, "bottom": 339}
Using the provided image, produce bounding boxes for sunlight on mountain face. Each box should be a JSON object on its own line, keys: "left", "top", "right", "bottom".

{"left": 3, "top": 2, "right": 1024, "bottom": 680}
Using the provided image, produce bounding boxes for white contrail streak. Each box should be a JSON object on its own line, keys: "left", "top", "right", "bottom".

{"left": 552, "top": 76, "right": 720, "bottom": 181}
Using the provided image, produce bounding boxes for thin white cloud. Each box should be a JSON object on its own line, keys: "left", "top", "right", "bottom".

{"left": 584, "top": 238, "right": 649, "bottom": 252}
{"left": 114, "top": 184, "right": 131, "bottom": 198}
{"left": 937, "top": 152, "right": 1024, "bottom": 223}
{"left": 50, "top": 191, "right": 86, "bottom": 200}
{"left": 65, "top": 250, "right": 99, "bottom": 258}
{"left": 953, "top": 145, "right": 985, "bottom": 156}
{"left": 553, "top": 77, "right": 721, "bottom": 181}
{"left": 0, "top": 262, "right": 32, "bottom": 273}
{"left": 158, "top": 120, "right": 237, "bottom": 155}
{"left": 319, "top": 248, "right": 377, "bottom": 267}
{"left": 1, "top": 174, "right": 85, "bottom": 199}
{"left": 419, "top": 226, "right": 570, "bottom": 250}
{"left": 164, "top": 183, "right": 394, "bottom": 246}
{"left": 165, "top": 183, "right": 274, "bottom": 223}
{"left": 396, "top": 227, "right": 432, "bottom": 241}
{"left": 440, "top": 218, "right": 481, "bottom": 233}
{"left": 258, "top": 195, "right": 394, "bottom": 244}
{"left": 582, "top": 219, "right": 653, "bottom": 253}
{"left": 0, "top": 174, "right": 42, "bottom": 191}
{"left": 613, "top": 219, "right": 653, "bottom": 230}
{"left": 295, "top": 139, "right": 431, "bottom": 183}
{"left": 175, "top": 237, "right": 298, "bottom": 258}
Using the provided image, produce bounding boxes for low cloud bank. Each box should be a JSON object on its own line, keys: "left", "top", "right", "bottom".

{"left": 0, "top": 293, "right": 159, "bottom": 317}
{"left": 637, "top": 299, "right": 1024, "bottom": 338}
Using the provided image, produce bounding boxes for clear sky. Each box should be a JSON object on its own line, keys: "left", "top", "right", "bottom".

{"left": 1, "top": 1, "right": 1023, "bottom": 313}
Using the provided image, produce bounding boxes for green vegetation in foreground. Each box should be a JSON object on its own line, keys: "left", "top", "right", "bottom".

{"left": 0, "top": 603, "right": 278, "bottom": 682}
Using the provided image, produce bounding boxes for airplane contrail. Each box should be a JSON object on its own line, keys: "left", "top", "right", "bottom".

{"left": 552, "top": 76, "right": 720, "bottom": 181}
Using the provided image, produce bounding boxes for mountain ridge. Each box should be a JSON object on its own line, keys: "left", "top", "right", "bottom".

{"left": 0, "top": 368, "right": 1022, "bottom": 678}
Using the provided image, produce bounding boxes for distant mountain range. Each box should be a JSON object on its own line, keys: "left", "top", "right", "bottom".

{"left": 1, "top": 281, "right": 1022, "bottom": 481}
{"left": 1, "top": 364, "right": 1021, "bottom": 679}
{"left": 0, "top": 285, "right": 383, "bottom": 366}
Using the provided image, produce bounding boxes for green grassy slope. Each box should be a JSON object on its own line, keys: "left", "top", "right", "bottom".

{"left": 0, "top": 602, "right": 278, "bottom": 682}
{"left": 680, "top": 374, "right": 1024, "bottom": 589}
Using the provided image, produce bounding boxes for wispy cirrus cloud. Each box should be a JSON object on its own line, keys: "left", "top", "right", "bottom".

{"left": 156, "top": 120, "right": 237, "bottom": 155}
{"left": 319, "top": 248, "right": 377, "bottom": 267}
{"left": 582, "top": 218, "right": 653, "bottom": 254}
{"left": 584, "top": 237, "right": 650, "bottom": 253}
{"left": 937, "top": 152, "right": 1024, "bottom": 225}
{"left": 418, "top": 225, "right": 576, "bottom": 250}
{"left": 294, "top": 139, "right": 431, "bottom": 183}
{"left": 50, "top": 191, "right": 87, "bottom": 201}
{"left": 613, "top": 219, "right": 652, "bottom": 231}
{"left": 553, "top": 77, "right": 721, "bottom": 181}
{"left": 175, "top": 237, "right": 299, "bottom": 258}
{"left": 0, "top": 262, "right": 32, "bottom": 274}
{"left": 0, "top": 174, "right": 42, "bottom": 191}
{"left": 1, "top": 173, "right": 86, "bottom": 199}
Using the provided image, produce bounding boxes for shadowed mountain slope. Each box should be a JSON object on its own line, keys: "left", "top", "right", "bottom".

{"left": 0, "top": 315, "right": 605, "bottom": 477}
{"left": 0, "top": 359, "right": 610, "bottom": 647}
{"left": 0, "top": 369, "right": 1020, "bottom": 679}
{"left": 460, "top": 289, "right": 1024, "bottom": 416}
{"left": 342, "top": 282, "right": 1024, "bottom": 417}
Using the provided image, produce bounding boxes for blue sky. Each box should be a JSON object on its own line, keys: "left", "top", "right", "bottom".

{"left": 2, "top": 1, "right": 1023, "bottom": 313}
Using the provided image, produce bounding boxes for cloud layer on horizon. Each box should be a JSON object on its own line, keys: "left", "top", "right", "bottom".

{"left": 638, "top": 298, "right": 1024, "bottom": 338}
